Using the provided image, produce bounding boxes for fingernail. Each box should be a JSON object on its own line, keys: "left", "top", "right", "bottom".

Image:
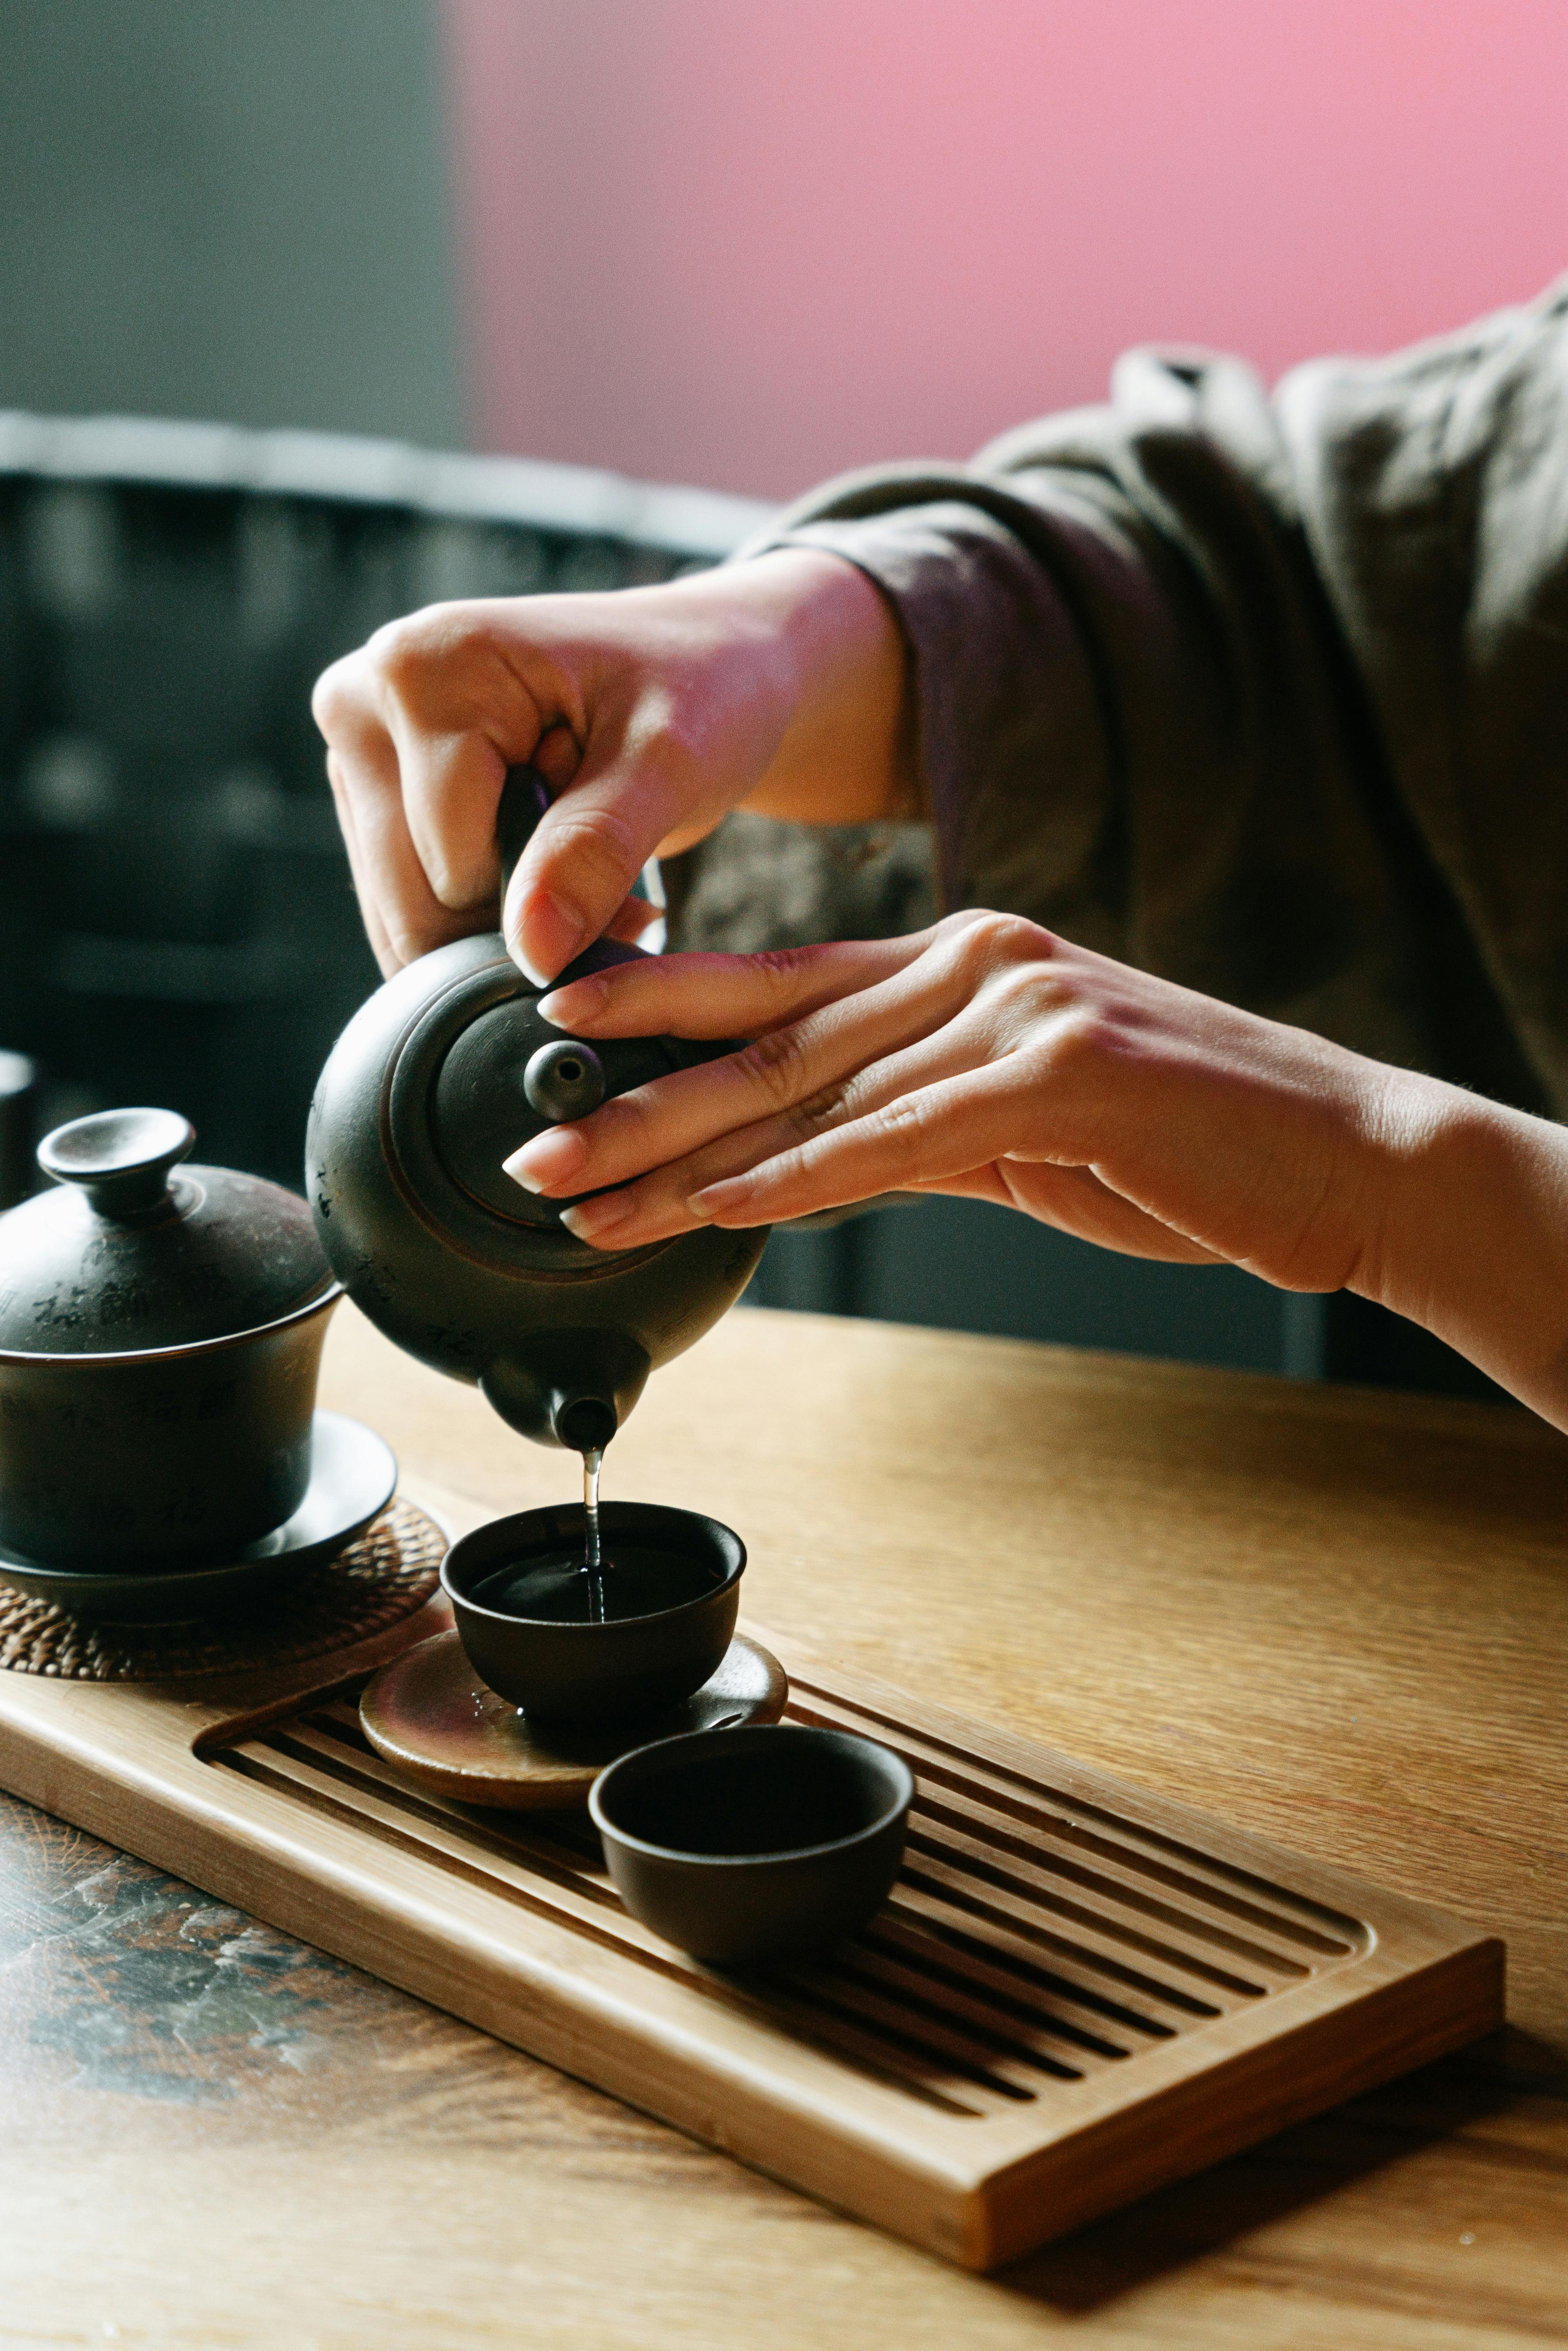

{"left": 560, "top": 1191, "right": 636, "bottom": 1242}
{"left": 504, "top": 1128, "right": 588, "bottom": 1193}
{"left": 537, "top": 976, "right": 604, "bottom": 1028}
{"left": 511, "top": 889, "right": 586, "bottom": 987}
{"left": 688, "top": 1179, "right": 747, "bottom": 1220}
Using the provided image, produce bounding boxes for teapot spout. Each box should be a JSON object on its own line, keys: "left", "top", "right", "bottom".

{"left": 480, "top": 1330, "right": 652, "bottom": 1452}
{"left": 551, "top": 1389, "right": 619, "bottom": 1454}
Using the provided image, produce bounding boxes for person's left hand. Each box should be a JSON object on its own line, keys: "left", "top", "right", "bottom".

{"left": 502, "top": 909, "right": 1408, "bottom": 1296}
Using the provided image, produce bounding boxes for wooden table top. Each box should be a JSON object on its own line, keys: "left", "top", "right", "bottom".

{"left": 3, "top": 1301, "right": 1566, "bottom": 2347}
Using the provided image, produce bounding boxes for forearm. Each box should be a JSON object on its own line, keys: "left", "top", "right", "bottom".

{"left": 1357, "top": 1078, "right": 1568, "bottom": 1428}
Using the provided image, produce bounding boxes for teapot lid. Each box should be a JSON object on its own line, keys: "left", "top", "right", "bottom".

{"left": 0, "top": 1107, "right": 335, "bottom": 1357}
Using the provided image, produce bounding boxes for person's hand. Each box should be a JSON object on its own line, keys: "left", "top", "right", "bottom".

{"left": 504, "top": 911, "right": 1403, "bottom": 1286}
{"left": 310, "top": 550, "right": 909, "bottom": 982}
{"left": 505, "top": 909, "right": 1568, "bottom": 1433}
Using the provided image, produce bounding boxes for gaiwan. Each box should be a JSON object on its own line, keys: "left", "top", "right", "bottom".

{"left": 0, "top": 1106, "right": 338, "bottom": 1568}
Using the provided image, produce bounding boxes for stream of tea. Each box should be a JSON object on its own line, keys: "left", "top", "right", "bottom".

{"left": 582, "top": 1444, "right": 606, "bottom": 1622}
{"left": 469, "top": 1442, "right": 718, "bottom": 1622}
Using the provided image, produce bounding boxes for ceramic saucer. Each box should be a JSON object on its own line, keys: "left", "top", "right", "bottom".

{"left": 0, "top": 1410, "right": 398, "bottom": 1623}
{"left": 360, "top": 1629, "right": 789, "bottom": 1810}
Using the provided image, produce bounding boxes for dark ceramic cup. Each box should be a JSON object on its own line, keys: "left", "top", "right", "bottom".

{"left": 589, "top": 1725, "right": 914, "bottom": 1964}
{"left": 441, "top": 1500, "right": 744, "bottom": 1729}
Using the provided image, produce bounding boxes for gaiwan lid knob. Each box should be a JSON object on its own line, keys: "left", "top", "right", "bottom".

{"left": 37, "top": 1106, "right": 195, "bottom": 1219}
{"left": 0, "top": 1105, "right": 335, "bottom": 1357}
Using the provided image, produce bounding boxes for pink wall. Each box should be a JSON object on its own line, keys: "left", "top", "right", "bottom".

{"left": 444, "top": 0, "right": 1568, "bottom": 501}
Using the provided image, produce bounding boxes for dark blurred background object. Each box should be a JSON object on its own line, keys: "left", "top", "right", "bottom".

{"left": 0, "top": 0, "right": 1531, "bottom": 1398}
{"left": 0, "top": 415, "right": 757, "bottom": 1183}
{"left": 0, "top": 1052, "right": 37, "bottom": 1210}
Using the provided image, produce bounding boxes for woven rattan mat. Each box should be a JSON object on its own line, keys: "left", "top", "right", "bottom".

{"left": 0, "top": 1499, "right": 445, "bottom": 1681}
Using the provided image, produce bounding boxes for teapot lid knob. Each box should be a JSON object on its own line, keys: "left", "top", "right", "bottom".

{"left": 523, "top": 1038, "right": 606, "bottom": 1123}
{"left": 37, "top": 1106, "right": 195, "bottom": 1219}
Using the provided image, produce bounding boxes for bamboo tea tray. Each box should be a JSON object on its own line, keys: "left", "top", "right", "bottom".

{"left": 0, "top": 1578, "right": 1502, "bottom": 2270}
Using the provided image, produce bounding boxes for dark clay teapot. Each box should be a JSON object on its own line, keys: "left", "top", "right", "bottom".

{"left": 306, "top": 770, "right": 768, "bottom": 1452}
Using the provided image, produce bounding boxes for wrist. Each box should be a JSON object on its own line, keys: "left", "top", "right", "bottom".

{"left": 727, "top": 549, "right": 913, "bottom": 824}
{"left": 1356, "top": 1074, "right": 1568, "bottom": 1423}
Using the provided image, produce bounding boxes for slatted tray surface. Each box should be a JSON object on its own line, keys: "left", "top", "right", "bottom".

{"left": 0, "top": 1609, "right": 1503, "bottom": 2268}
{"left": 217, "top": 1678, "right": 1369, "bottom": 2119}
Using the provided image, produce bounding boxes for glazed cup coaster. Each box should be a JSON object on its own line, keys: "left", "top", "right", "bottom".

{"left": 360, "top": 1628, "right": 788, "bottom": 1811}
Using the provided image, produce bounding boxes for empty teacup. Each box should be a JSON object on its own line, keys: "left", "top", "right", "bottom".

{"left": 590, "top": 1725, "right": 914, "bottom": 1964}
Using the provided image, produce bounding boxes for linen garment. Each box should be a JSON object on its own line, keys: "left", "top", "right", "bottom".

{"left": 667, "top": 281, "right": 1568, "bottom": 1120}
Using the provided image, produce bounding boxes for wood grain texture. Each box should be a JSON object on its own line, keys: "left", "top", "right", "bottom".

{"left": 2, "top": 1303, "right": 1566, "bottom": 2344}
{"left": 0, "top": 1597, "right": 1505, "bottom": 2268}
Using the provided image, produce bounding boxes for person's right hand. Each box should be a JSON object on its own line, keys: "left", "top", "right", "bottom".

{"left": 311, "top": 548, "right": 910, "bottom": 982}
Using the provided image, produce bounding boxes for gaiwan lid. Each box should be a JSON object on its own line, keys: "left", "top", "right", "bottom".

{"left": 0, "top": 1106, "right": 335, "bottom": 1357}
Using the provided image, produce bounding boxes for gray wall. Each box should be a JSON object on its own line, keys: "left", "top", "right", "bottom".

{"left": 0, "top": 0, "right": 463, "bottom": 444}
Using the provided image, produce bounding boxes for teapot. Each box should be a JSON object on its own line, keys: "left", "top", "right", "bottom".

{"left": 306, "top": 769, "right": 768, "bottom": 1453}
